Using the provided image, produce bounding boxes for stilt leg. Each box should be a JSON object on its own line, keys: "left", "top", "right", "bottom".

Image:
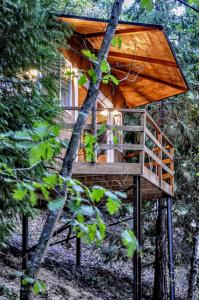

{"left": 20, "top": 215, "right": 28, "bottom": 300}
{"left": 76, "top": 237, "right": 81, "bottom": 267}
{"left": 167, "top": 197, "right": 175, "bottom": 300}
{"left": 22, "top": 215, "right": 28, "bottom": 270}
{"left": 133, "top": 175, "right": 142, "bottom": 300}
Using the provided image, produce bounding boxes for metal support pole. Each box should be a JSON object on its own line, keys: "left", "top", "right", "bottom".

{"left": 167, "top": 197, "right": 175, "bottom": 300}
{"left": 22, "top": 215, "right": 28, "bottom": 270}
{"left": 133, "top": 175, "right": 142, "bottom": 300}
{"left": 76, "top": 237, "right": 81, "bottom": 267}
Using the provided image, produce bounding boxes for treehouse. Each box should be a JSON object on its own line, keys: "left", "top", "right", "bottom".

{"left": 54, "top": 15, "right": 189, "bottom": 299}
{"left": 57, "top": 15, "right": 188, "bottom": 201}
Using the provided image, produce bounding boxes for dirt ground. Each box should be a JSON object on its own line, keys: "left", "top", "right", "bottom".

{"left": 0, "top": 210, "right": 188, "bottom": 300}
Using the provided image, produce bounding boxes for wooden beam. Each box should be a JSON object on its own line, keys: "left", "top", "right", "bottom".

{"left": 61, "top": 106, "right": 146, "bottom": 113}
{"left": 99, "top": 144, "right": 143, "bottom": 151}
{"left": 144, "top": 146, "right": 161, "bottom": 165}
{"left": 162, "top": 162, "right": 174, "bottom": 176}
{"left": 112, "top": 66, "right": 186, "bottom": 92}
{"left": 146, "top": 113, "right": 161, "bottom": 134}
{"left": 108, "top": 51, "right": 177, "bottom": 68}
{"left": 63, "top": 124, "right": 144, "bottom": 132}
{"left": 145, "top": 128, "right": 161, "bottom": 149}
{"left": 145, "top": 158, "right": 172, "bottom": 168}
{"left": 83, "top": 27, "right": 160, "bottom": 38}
{"left": 72, "top": 162, "right": 142, "bottom": 175}
{"left": 162, "top": 132, "right": 174, "bottom": 147}
{"left": 162, "top": 146, "right": 174, "bottom": 161}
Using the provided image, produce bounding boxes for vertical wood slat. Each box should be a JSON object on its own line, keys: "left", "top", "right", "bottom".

{"left": 169, "top": 147, "right": 174, "bottom": 194}
{"left": 158, "top": 133, "right": 162, "bottom": 188}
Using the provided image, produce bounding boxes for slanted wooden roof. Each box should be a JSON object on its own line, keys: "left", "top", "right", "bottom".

{"left": 58, "top": 14, "right": 189, "bottom": 108}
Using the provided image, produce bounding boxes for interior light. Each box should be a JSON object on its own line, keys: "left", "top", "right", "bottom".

{"left": 100, "top": 110, "right": 108, "bottom": 117}
{"left": 113, "top": 109, "right": 119, "bottom": 116}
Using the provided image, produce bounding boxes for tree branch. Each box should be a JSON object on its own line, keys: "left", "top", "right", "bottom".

{"left": 23, "top": 1, "right": 125, "bottom": 299}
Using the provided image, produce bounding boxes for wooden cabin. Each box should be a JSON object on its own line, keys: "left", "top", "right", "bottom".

{"left": 57, "top": 15, "right": 189, "bottom": 201}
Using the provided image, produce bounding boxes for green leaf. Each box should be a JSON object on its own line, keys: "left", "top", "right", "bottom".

{"left": 29, "top": 142, "right": 54, "bottom": 165}
{"left": 102, "top": 74, "right": 119, "bottom": 85}
{"left": 88, "top": 68, "right": 97, "bottom": 83}
{"left": 114, "top": 191, "right": 127, "bottom": 199}
{"left": 78, "top": 74, "right": 87, "bottom": 86}
{"left": 98, "top": 219, "right": 106, "bottom": 240}
{"left": 48, "top": 198, "right": 65, "bottom": 212}
{"left": 22, "top": 276, "right": 34, "bottom": 286}
{"left": 78, "top": 205, "right": 95, "bottom": 217}
{"left": 43, "top": 174, "right": 58, "bottom": 186}
{"left": 122, "top": 229, "right": 138, "bottom": 257}
{"left": 106, "top": 197, "right": 121, "bottom": 215}
{"left": 33, "top": 281, "right": 40, "bottom": 295}
{"left": 91, "top": 187, "right": 105, "bottom": 202}
{"left": 33, "top": 121, "right": 49, "bottom": 138}
{"left": 30, "top": 191, "right": 37, "bottom": 206}
{"left": 84, "top": 133, "right": 96, "bottom": 162}
{"left": 33, "top": 280, "right": 46, "bottom": 295}
{"left": 73, "top": 184, "right": 84, "bottom": 193}
{"left": 13, "top": 186, "right": 27, "bottom": 201}
{"left": 88, "top": 223, "right": 97, "bottom": 241}
{"left": 97, "top": 123, "right": 107, "bottom": 136}
{"left": 105, "top": 190, "right": 118, "bottom": 200}
{"left": 111, "top": 37, "right": 122, "bottom": 49}
{"left": 113, "top": 135, "right": 119, "bottom": 145}
{"left": 81, "top": 49, "right": 97, "bottom": 61}
{"left": 29, "top": 144, "right": 44, "bottom": 165}
{"left": 100, "top": 60, "right": 110, "bottom": 73}
{"left": 188, "top": 0, "right": 199, "bottom": 4}
{"left": 140, "top": 0, "right": 153, "bottom": 10}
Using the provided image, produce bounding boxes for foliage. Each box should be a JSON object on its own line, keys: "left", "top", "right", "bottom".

{"left": 0, "top": 0, "right": 71, "bottom": 245}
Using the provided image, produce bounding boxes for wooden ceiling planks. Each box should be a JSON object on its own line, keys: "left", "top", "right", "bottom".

{"left": 58, "top": 15, "right": 189, "bottom": 107}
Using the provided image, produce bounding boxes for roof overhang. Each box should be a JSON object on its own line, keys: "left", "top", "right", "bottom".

{"left": 58, "top": 14, "right": 189, "bottom": 108}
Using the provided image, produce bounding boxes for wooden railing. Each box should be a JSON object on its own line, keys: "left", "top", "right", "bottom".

{"left": 62, "top": 107, "right": 174, "bottom": 195}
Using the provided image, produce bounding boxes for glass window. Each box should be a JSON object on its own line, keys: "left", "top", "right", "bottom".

{"left": 59, "top": 55, "right": 72, "bottom": 108}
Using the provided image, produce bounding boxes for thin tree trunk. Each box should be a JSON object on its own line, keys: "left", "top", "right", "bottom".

{"left": 153, "top": 199, "right": 168, "bottom": 300}
{"left": 187, "top": 221, "right": 199, "bottom": 300}
{"left": 21, "top": 1, "right": 124, "bottom": 299}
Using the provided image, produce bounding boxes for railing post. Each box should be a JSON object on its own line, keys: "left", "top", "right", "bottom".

{"left": 170, "top": 147, "right": 174, "bottom": 194}
{"left": 107, "top": 110, "right": 114, "bottom": 163}
{"left": 91, "top": 101, "right": 97, "bottom": 163}
{"left": 139, "top": 112, "right": 146, "bottom": 174}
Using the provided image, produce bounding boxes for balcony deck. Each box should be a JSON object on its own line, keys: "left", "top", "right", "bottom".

{"left": 63, "top": 108, "right": 174, "bottom": 199}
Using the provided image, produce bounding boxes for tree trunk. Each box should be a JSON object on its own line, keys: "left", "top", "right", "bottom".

{"left": 153, "top": 199, "right": 168, "bottom": 300}
{"left": 187, "top": 221, "right": 199, "bottom": 300}
{"left": 21, "top": 1, "right": 125, "bottom": 299}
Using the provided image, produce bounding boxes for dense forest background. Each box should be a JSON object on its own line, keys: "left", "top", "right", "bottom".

{"left": 0, "top": 0, "right": 198, "bottom": 299}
